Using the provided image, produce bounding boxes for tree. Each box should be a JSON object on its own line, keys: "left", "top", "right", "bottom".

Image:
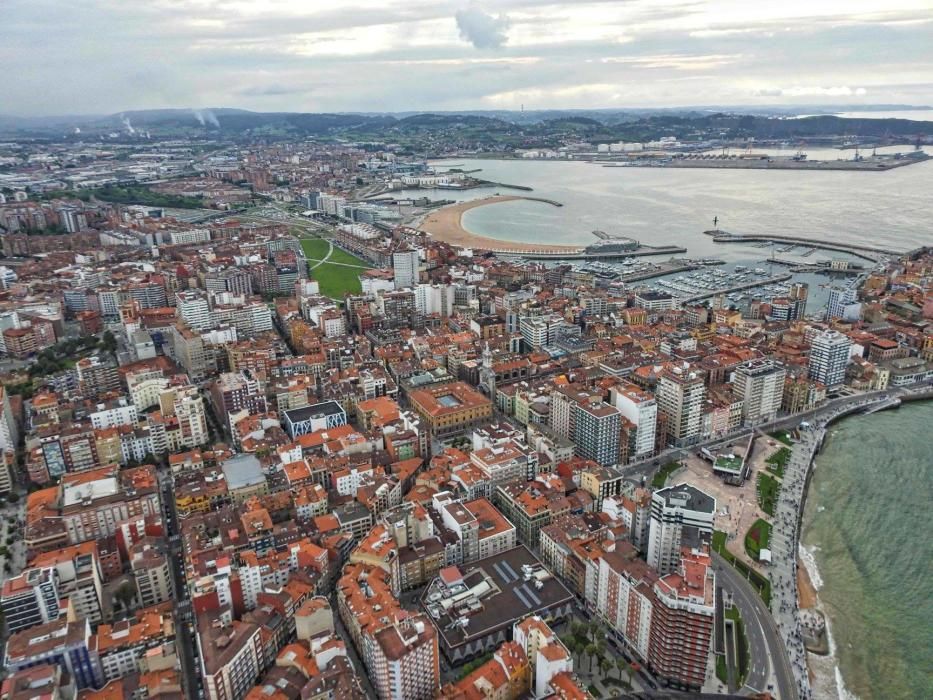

{"left": 599, "top": 657, "right": 612, "bottom": 679}
{"left": 6, "top": 493, "right": 18, "bottom": 504}
{"left": 115, "top": 581, "right": 137, "bottom": 610}
{"left": 584, "top": 643, "right": 598, "bottom": 673}
{"left": 100, "top": 330, "right": 117, "bottom": 358}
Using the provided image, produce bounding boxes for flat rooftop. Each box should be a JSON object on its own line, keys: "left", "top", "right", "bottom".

{"left": 283, "top": 400, "right": 345, "bottom": 423}
{"left": 421, "top": 545, "right": 573, "bottom": 654}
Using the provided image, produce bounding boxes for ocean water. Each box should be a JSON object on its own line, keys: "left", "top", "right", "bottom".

{"left": 417, "top": 156, "right": 933, "bottom": 254}
{"left": 801, "top": 401, "right": 933, "bottom": 700}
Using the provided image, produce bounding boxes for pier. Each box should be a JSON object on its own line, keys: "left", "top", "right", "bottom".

{"left": 679, "top": 273, "right": 793, "bottom": 304}
{"left": 704, "top": 230, "right": 906, "bottom": 262}
{"left": 507, "top": 244, "right": 687, "bottom": 261}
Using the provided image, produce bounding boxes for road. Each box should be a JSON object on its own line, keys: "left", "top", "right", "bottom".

{"left": 158, "top": 464, "right": 201, "bottom": 699}
{"left": 714, "top": 552, "right": 794, "bottom": 700}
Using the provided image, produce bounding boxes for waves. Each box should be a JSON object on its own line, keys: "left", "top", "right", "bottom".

{"left": 801, "top": 402, "right": 933, "bottom": 700}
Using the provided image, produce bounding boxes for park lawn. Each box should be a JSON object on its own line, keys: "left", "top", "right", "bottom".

{"left": 769, "top": 430, "right": 794, "bottom": 446}
{"left": 744, "top": 518, "right": 772, "bottom": 561}
{"left": 712, "top": 530, "right": 772, "bottom": 605}
{"left": 299, "top": 238, "right": 330, "bottom": 260}
{"left": 766, "top": 447, "right": 791, "bottom": 477}
{"left": 309, "top": 263, "right": 364, "bottom": 298}
{"left": 299, "top": 237, "right": 370, "bottom": 299}
{"left": 651, "top": 461, "right": 682, "bottom": 489}
{"left": 327, "top": 246, "right": 370, "bottom": 267}
{"left": 756, "top": 473, "right": 780, "bottom": 516}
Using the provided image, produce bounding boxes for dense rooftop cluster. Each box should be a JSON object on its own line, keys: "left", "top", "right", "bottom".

{"left": 0, "top": 139, "right": 930, "bottom": 700}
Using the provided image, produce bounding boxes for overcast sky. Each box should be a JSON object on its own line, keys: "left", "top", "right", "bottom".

{"left": 2, "top": 0, "right": 932, "bottom": 115}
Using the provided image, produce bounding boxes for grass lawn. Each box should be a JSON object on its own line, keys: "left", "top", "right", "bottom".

{"left": 744, "top": 518, "right": 772, "bottom": 561}
{"left": 769, "top": 430, "right": 794, "bottom": 446}
{"left": 299, "top": 237, "right": 369, "bottom": 299}
{"left": 727, "top": 605, "right": 750, "bottom": 685}
{"left": 300, "top": 238, "right": 330, "bottom": 259}
{"left": 712, "top": 530, "right": 772, "bottom": 605}
{"left": 651, "top": 461, "right": 682, "bottom": 489}
{"left": 756, "top": 472, "right": 780, "bottom": 516}
{"left": 765, "top": 447, "right": 791, "bottom": 477}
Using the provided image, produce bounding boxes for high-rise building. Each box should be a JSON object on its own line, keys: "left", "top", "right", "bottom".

{"left": 825, "top": 284, "right": 859, "bottom": 321}
{"left": 392, "top": 245, "right": 420, "bottom": 290}
{"left": 0, "top": 567, "right": 61, "bottom": 633}
{"left": 129, "top": 539, "right": 174, "bottom": 607}
{"left": 176, "top": 289, "right": 211, "bottom": 331}
{"left": 808, "top": 330, "right": 852, "bottom": 387}
{"left": 648, "top": 549, "right": 716, "bottom": 691}
{"left": 573, "top": 402, "right": 621, "bottom": 467}
{"left": 210, "top": 371, "right": 267, "bottom": 430}
{"left": 646, "top": 484, "right": 715, "bottom": 575}
{"left": 369, "top": 615, "right": 439, "bottom": 700}
{"left": 733, "top": 359, "right": 786, "bottom": 425}
{"left": 611, "top": 383, "right": 657, "bottom": 459}
{"left": 657, "top": 365, "right": 706, "bottom": 448}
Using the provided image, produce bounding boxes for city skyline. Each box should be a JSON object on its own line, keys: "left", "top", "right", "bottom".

{"left": 2, "top": 0, "right": 932, "bottom": 116}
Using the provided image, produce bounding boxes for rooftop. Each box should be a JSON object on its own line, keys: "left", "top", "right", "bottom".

{"left": 422, "top": 545, "right": 573, "bottom": 652}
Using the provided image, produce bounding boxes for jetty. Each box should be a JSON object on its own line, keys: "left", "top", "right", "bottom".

{"left": 503, "top": 244, "right": 687, "bottom": 261}
{"left": 704, "top": 230, "right": 906, "bottom": 262}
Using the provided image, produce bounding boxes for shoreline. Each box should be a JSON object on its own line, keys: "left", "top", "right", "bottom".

{"left": 416, "top": 195, "right": 582, "bottom": 253}
{"left": 795, "top": 395, "right": 932, "bottom": 700}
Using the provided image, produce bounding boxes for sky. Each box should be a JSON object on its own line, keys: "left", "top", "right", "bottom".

{"left": 2, "top": 0, "right": 932, "bottom": 116}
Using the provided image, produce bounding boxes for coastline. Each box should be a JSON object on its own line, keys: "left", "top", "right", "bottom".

{"left": 794, "top": 395, "right": 932, "bottom": 700}
{"left": 416, "top": 195, "right": 581, "bottom": 253}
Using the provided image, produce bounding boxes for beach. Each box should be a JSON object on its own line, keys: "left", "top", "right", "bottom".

{"left": 417, "top": 195, "right": 581, "bottom": 253}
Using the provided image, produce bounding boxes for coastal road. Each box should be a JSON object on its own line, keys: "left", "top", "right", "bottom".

{"left": 714, "top": 552, "right": 796, "bottom": 700}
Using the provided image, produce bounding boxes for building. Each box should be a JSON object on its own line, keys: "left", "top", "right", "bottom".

{"left": 3, "top": 618, "right": 102, "bottom": 690}
{"left": 422, "top": 546, "right": 574, "bottom": 665}
{"left": 572, "top": 402, "right": 621, "bottom": 467}
{"left": 610, "top": 383, "right": 657, "bottom": 459}
{"left": 197, "top": 610, "right": 263, "bottom": 700}
{"left": 808, "top": 330, "right": 852, "bottom": 387}
{"left": 369, "top": 615, "right": 439, "bottom": 700}
{"left": 825, "top": 284, "right": 859, "bottom": 321}
{"left": 656, "top": 365, "right": 706, "bottom": 448}
{"left": 0, "top": 567, "right": 61, "bottom": 633}
{"left": 646, "top": 484, "right": 715, "bottom": 575}
{"left": 282, "top": 400, "right": 347, "bottom": 438}
{"left": 210, "top": 371, "right": 267, "bottom": 430}
{"left": 732, "top": 359, "right": 786, "bottom": 425}
{"left": 392, "top": 245, "right": 420, "bottom": 290}
{"left": 408, "top": 382, "right": 493, "bottom": 450}
{"left": 129, "top": 539, "right": 174, "bottom": 607}
{"left": 648, "top": 550, "right": 716, "bottom": 691}
{"left": 436, "top": 495, "right": 517, "bottom": 564}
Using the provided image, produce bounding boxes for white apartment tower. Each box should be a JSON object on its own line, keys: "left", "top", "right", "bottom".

{"left": 733, "top": 359, "right": 786, "bottom": 425}
{"left": 392, "top": 245, "right": 420, "bottom": 290}
{"left": 611, "top": 383, "right": 658, "bottom": 458}
{"left": 809, "top": 330, "right": 852, "bottom": 387}
{"left": 646, "top": 484, "right": 715, "bottom": 575}
{"left": 657, "top": 364, "right": 706, "bottom": 447}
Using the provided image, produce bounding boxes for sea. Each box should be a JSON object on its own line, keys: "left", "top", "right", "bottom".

{"left": 400, "top": 143, "right": 933, "bottom": 697}
{"left": 409, "top": 142, "right": 932, "bottom": 314}
{"left": 801, "top": 401, "right": 933, "bottom": 700}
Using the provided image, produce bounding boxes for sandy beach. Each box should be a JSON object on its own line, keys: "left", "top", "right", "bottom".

{"left": 417, "top": 195, "right": 581, "bottom": 253}
{"left": 798, "top": 557, "right": 818, "bottom": 609}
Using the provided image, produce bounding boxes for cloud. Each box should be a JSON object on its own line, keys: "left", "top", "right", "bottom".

{"left": 781, "top": 86, "right": 869, "bottom": 97}
{"left": 236, "top": 84, "right": 311, "bottom": 97}
{"left": 455, "top": 4, "right": 510, "bottom": 49}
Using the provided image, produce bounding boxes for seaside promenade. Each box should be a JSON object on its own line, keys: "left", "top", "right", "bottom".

{"left": 766, "top": 384, "right": 933, "bottom": 700}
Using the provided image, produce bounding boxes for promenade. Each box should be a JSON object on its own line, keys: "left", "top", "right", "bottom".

{"left": 766, "top": 385, "right": 932, "bottom": 700}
